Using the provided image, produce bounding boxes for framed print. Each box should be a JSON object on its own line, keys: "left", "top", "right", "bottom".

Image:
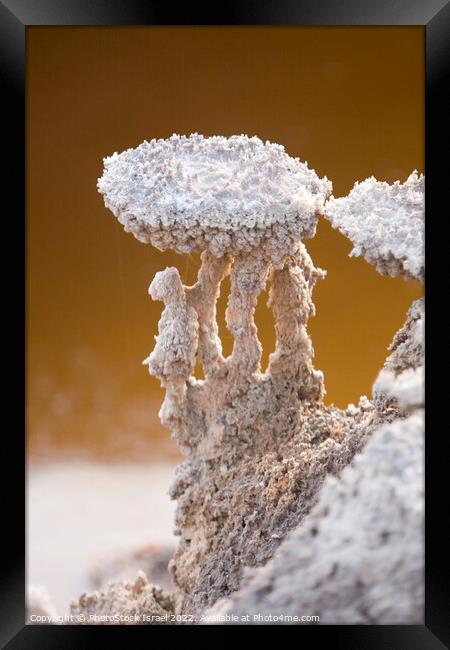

{"left": 1, "top": 0, "right": 448, "bottom": 646}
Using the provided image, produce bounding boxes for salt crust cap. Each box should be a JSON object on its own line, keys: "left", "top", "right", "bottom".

{"left": 98, "top": 134, "right": 332, "bottom": 257}
{"left": 324, "top": 171, "right": 424, "bottom": 281}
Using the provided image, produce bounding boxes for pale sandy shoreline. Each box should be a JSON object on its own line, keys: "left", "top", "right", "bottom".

{"left": 27, "top": 461, "right": 177, "bottom": 614}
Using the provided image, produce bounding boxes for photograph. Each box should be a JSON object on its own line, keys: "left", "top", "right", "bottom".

{"left": 25, "top": 25, "right": 425, "bottom": 626}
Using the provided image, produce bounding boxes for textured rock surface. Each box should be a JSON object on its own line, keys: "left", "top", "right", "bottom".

{"left": 208, "top": 408, "right": 424, "bottom": 624}
{"left": 324, "top": 172, "right": 424, "bottom": 282}
{"left": 170, "top": 398, "right": 380, "bottom": 614}
{"left": 98, "top": 133, "right": 331, "bottom": 257}
{"left": 381, "top": 297, "right": 424, "bottom": 375}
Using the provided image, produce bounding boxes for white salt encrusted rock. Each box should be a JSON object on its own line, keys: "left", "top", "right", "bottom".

{"left": 98, "top": 134, "right": 332, "bottom": 257}
{"left": 324, "top": 171, "right": 424, "bottom": 281}
{"left": 384, "top": 298, "right": 424, "bottom": 374}
{"left": 373, "top": 297, "right": 424, "bottom": 413}
{"left": 373, "top": 366, "right": 424, "bottom": 411}
{"left": 208, "top": 409, "right": 424, "bottom": 625}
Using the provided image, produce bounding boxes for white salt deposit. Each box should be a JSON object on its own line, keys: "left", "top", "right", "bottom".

{"left": 324, "top": 171, "right": 424, "bottom": 281}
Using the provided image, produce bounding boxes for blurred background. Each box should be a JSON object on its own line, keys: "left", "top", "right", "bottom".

{"left": 27, "top": 26, "right": 423, "bottom": 613}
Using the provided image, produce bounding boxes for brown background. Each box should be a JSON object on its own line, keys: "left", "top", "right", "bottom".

{"left": 27, "top": 27, "right": 423, "bottom": 461}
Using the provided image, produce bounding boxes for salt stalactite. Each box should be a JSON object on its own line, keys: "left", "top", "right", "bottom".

{"left": 142, "top": 267, "right": 199, "bottom": 449}
{"left": 267, "top": 243, "right": 325, "bottom": 400}
{"left": 185, "top": 251, "right": 231, "bottom": 377}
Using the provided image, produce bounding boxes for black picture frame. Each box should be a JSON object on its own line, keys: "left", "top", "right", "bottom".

{"left": 1, "top": 0, "right": 448, "bottom": 646}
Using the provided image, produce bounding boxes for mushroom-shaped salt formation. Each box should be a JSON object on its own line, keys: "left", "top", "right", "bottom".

{"left": 99, "top": 133, "right": 331, "bottom": 385}
{"left": 324, "top": 171, "right": 424, "bottom": 282}
{"left": 100, "top": 134, "right": 374, "bottom": 614}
